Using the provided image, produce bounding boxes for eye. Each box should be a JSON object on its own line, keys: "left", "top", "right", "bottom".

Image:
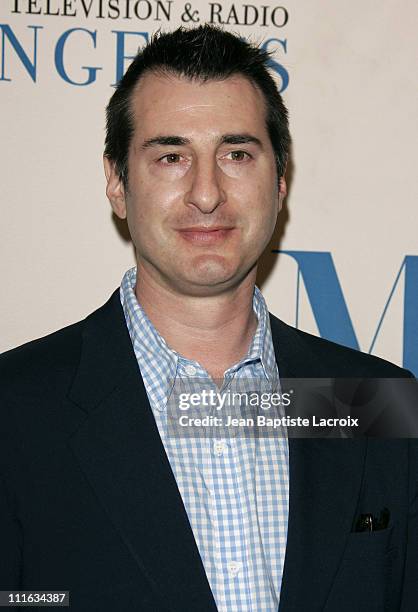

{"left": 226, "top": 150, "right": 251, "bottom": 162}
{"left": 160, "top": 153, "right": 182, "bottom": 164}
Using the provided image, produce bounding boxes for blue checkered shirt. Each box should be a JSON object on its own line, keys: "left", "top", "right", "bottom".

{"left": 120, "top": 267, "right": 289, "bottom": 611}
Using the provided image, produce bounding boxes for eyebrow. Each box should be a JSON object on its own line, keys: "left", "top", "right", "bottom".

{"left": 140, "top": 135, "right": 190, "bottom": 149}
{"left": 140, "top": 133, "right": 263, "bottom": 150}
{"left": 221, "top": 134, "right": 263, "bottom": 148}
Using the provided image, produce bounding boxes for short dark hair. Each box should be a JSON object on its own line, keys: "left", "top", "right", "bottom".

{"left": 104, "top": 25, "right": 290, "bottom": 186}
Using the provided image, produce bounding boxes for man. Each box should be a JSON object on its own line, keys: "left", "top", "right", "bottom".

{"left": 0, "top": 25, "right": 417, "bottom": 612}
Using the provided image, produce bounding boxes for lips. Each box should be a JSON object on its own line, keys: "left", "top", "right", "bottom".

{"left": 177, "top": 227, "right": 234, "bottom": 244}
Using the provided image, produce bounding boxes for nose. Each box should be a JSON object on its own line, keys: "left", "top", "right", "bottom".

{"left": 186, "top": 157, "right": 226, "bottom": 214}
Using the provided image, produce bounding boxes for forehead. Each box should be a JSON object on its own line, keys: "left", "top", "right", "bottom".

{"left": 129, "top": 71, "right": 268, "bottom": 140}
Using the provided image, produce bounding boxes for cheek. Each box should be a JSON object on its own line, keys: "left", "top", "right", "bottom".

{"left": 126, "top": 182, "right": 183, "bottom": 241}
{"left": 235, "top": 180, "right": 278, "bottom": 229}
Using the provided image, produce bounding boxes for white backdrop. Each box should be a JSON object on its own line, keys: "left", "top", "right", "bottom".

{"left": 1, "top": 1, "right": 417, "bottom": 373}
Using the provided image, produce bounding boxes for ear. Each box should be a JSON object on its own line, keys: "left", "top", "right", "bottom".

{"left": 278, "top": 175, "right": 287, "bottom": 212}
{"left": 103, "top": 156, "right": 127, "bottom": 219}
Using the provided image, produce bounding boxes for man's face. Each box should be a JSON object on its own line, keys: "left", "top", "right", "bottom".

{"left": 105, "top": 72, "right": 286, "bottom": 297}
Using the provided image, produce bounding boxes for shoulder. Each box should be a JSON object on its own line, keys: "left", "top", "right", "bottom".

{"left": 0, "top": 288, "right": 123, "bottom": 402}
{"left": 0, "top": 319, "right": 85, "bottom": 399}
{"left": 269, "top": 312, "right": 414, "bottom": 379}
{"left": 0, "top": 289, "right": 122, "bottom": 386}
{"left": 0, "top": 318, "right": 90, "bottom": 459}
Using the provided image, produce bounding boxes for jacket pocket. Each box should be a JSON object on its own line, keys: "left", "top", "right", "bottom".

{"left": 324, "top": 525, "right": 397, "bottom": 612}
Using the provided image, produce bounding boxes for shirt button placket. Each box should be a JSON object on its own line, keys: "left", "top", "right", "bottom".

{"left": 184, "top": 364, "right": 197, "bottom": 376}
{"left": 227, "top": 560, "right": 242, "bottom": 577}
{"left": 213, "top": 440, "right": 226, "bottom": 456}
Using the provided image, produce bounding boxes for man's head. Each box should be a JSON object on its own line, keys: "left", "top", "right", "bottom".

{"left": 104, "top": 25, "right": 290, "bottom": 297}
{"left": 105, "top": 25, "right": 290, "bottom": 187}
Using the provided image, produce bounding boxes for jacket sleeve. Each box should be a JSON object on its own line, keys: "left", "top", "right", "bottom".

{"left": 400, "top": 439, "right": 418, "bottom": 610}
{"left": 0, "top": 474, "right": 22, "bottom": 589}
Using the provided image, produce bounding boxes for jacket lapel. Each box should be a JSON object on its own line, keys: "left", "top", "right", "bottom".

{"left": 68, "top": 290, "right": 217, "bottom": 611}
{"left": 269, "top": 315, "right": 367, "bottom": 611}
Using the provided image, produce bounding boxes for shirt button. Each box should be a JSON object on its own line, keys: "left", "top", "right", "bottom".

{"left": 213, "top": 440, "right": 226, "bottom": 456}
{"left": 227, "top": 561, "right": 242, "bottom": 577}
{"left": 184, "top": 365, "right": 197, "bottom": 376}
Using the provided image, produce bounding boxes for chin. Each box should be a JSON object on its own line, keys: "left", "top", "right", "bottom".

{"left": 185, "top": 255, "right": 237, "bottom": 283}
{"left": 173, "top": 258, "right": 252, "bottom": 296}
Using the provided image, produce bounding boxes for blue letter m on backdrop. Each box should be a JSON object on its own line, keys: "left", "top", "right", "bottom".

{"left": 274, "top": 251, "right": 418, "bottom": 376}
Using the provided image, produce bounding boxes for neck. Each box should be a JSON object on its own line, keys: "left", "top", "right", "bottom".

{"left": 135, "top": 264, "right": 258, "bottom": 380}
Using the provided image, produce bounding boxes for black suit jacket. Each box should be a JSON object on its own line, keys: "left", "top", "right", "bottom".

{"left": 0, "top": 289, "right": 417, "bottom": 611}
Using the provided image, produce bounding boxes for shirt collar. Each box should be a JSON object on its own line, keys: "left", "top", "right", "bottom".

{"left": 120, "top": 267, "right": 277, "bottom": 409}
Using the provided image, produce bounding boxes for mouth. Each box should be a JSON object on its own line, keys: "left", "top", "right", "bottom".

{"left": 177, "top": 227, "right": 235, "bottom": 245}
